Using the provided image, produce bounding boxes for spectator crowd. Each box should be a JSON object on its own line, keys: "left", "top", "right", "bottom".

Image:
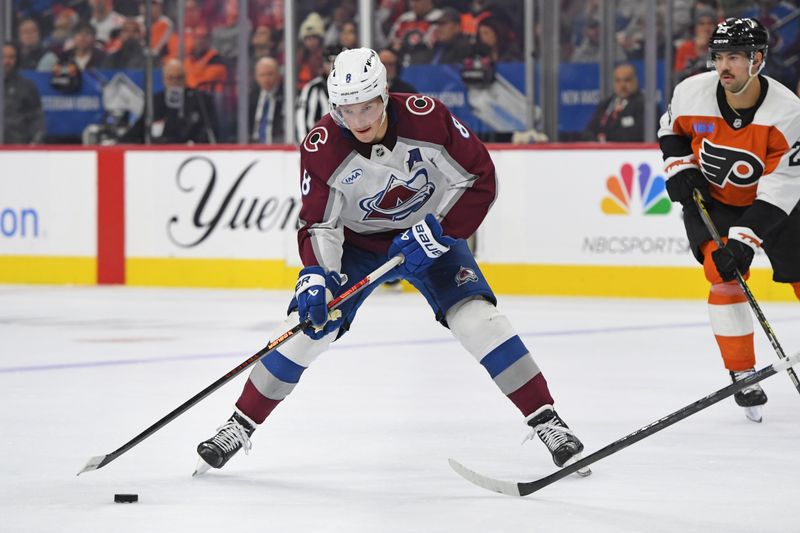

{"left": 5, "top": 0, "right": 800, "bottom": 145}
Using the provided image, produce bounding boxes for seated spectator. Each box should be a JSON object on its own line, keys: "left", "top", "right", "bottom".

{"left": 44, "top": 6, "right": 79, "bottom": 57}
{"left": 461, "top": 0, "right": 495, "bottom": 39}
{"left": 476, "top": 15, "right": 522, "bottom": 63}
{"left": 338, "top": 21, "right": 359, "bottom": 50}
{"left": 16, "top": 18, "right": 46, "bottom": 70}
{"left": 571, "top": 18, "right": 625, "bottom": 63}
{"left": 166, "top": 0, "right": 203, "bottom": 59}
{"left": 388, "top": 0, "right": 442, "bottom": 54}
{"left": 121, "top": 59, "right": 218, "bottom": 144}
{"left": 583, "top": 63, "right": 649, "bottom": 142}
{"left": 297, "top": 12, "right": 325, "bottom": 89}
{"left": 249, "top": 56, "right": 285, "bottom": 144}
{"left": 58, "top": 22, "right": 107, "bottom": 71}
{"left": 89, "top": 0, "right": 126, "bottom": 49}
{"left": 3, "top": 42, "right": 45, "bottom": 144}
{"left": 378, "top": 48, "right": 418, "bottom": 93}
{"left": 105, "top": 18, "right": 146, "bottom": 69}
{"left": 212, "top": 0, "right": 250, "bottom": 66}
{"left": 136, "top": 0, "right": 173, "bottom": 60}
{"left": 184, "top": 25, "right": 227, "bottom": 91}
{"left": 673, "top": 7, "right": 716, "bottom": 82}
{"left": 427, "top": 7, "right": 472, "bottom": 65}
{"left": 324, "top": 4, "right": 358, "bottom": 47}
{"left": 250, "top": 24, "right": 282, "bottom": 68}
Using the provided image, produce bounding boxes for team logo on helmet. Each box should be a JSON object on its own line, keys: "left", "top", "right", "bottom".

{"left": 359, "top": 168, "right": 435, "bottom": 221}
{"left": 455, "top": 266, "right": 479, "bottom": 286}
{"left": 699, "top": 138, "right": 764, "bottom": 187}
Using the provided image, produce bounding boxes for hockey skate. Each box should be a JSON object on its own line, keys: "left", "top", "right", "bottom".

{"left": 730, "top": 368, "right": 768, "bottom": 423}
{"left": 525, "top": 405, "right": 591, "bottom": 477}
{"left": 193, "top": 411, "right": 256, "bottom": 476}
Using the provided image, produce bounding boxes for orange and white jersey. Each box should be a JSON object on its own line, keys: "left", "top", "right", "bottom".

{"left": 658, "top": 71, "right": 800, "bottom": 215}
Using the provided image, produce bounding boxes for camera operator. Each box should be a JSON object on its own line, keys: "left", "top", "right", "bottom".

{"left": 121, "top": 59, "right": 218, "bottom": 144}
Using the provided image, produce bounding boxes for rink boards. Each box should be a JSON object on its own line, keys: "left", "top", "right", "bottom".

{"left": 0, "top": 145, "right": 794, "bottom": 300}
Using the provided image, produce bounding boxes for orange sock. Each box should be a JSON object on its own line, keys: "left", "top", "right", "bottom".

{"left": 702, "top": 241, "right": 755, "bottom": 371}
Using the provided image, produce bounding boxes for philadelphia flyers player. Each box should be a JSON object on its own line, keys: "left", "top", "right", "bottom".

{"left": 659, "top": 18, "right": 800, "bottom": 422}
{"left": 194, "top": 48, "right": 589, "bottom": 476}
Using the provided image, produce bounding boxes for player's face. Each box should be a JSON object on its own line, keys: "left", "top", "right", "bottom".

{"left": 338, "top": 97, "right": 386, "bottom": 143}
{"left": 712, "top": 51, "right": 758, "bottom": 92}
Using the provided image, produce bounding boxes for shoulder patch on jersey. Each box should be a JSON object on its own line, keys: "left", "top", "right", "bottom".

{"left": 699, "top": 138, "right": 764, "bottom": 187}
{"left": 303, "top": 126, "right": 329, "bottom": 152}
{"left": 406, "top": 95, "right": 436, "bottom": 116}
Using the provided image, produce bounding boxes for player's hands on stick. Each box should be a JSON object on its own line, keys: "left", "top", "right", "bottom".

{"left": 389, "top": 213, "right": 457, "bottom": 275}
{"left": 295, "top": 266, "right": 344, "bottom": 339}
{"left": 666, "top": 168, "right": 711, "bottom": 205}
{"left": 711, "top": 227, "right": 760, "bottom": 281}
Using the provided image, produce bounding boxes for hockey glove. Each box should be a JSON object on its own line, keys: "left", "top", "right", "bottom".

{"left": 665, "top": 168, "right": 710, "bottom": 205}
{"left": 295, "top": 266, "right": 344, "bottom": 339}
{"left": 388, "top": 213, "right": 457, "bottom": 276}
{"left": 711, "top": 227, "right": 761, "bottom": 282}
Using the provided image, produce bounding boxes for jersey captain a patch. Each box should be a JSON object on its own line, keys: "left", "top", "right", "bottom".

{"left": 699, "top": 138, "right": 764, "bottom": 187}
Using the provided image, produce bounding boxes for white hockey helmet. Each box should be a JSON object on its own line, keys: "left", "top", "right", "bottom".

{"left": 327, "top": 47, "right": 389, "bottom": 127}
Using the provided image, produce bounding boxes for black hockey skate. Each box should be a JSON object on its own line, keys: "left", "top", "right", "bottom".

{"left": 194, "top": 411, "right": 256, "bottom": 476}
{"left": 730, "top": 368, "right": 768, "bottom": 423}
{"left": 525, "top": 405, "right": 591, "bottom": 477}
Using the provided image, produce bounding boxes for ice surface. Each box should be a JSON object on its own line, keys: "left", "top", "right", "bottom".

{"left": 1, "top": 285, "right": 798, "bottom": 533}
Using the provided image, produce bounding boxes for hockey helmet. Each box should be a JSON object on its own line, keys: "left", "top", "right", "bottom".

{"left": 708, "top": 17, "right": 768, "bottom": 58}
{"left": 327, "top": 48, "right": 389, "bottom": 127}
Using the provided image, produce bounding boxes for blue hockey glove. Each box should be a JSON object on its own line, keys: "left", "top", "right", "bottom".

{"left": 295, "top": 266, "right": 344, "bottom": 339}
{"left": 388, "top": 214, "right": 457, "bottom": 276}
{"left": 711, "top": 227, "right": 760, "bottom": 282}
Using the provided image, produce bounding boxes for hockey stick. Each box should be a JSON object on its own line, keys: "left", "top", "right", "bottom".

{"left": 449, "top": 349, "right": 800, "bottom": 497}
{"left": 78, "top": 254, "right": 404, "bottom": 475}
{"left": 692, "top": 189, "right": 800, "bottom": 394}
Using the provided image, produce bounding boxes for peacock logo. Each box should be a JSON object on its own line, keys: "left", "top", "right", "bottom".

{"left": 601, "top": 162, "right": 672, "bottom": 215}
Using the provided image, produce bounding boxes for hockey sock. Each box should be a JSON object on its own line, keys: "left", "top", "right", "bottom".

{"left": 446, "top": 297, "right": 554, "bottom": 417}
{"left": 702, "top": 241, "right": 755, "bottom": 371}
{"left": 236, "top": 313, "right": 334, "bottom": 424}
{"left": 707, "top": 281, "right": 755, "bottom": 371}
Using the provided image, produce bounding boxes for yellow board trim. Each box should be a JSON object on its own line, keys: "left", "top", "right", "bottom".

{"left": 126, "top": 257, "right": 299, "bottom": 289}
{"left": 480, "top": 263, "right": 797, "bottom": 301}
{"left": 0, "top": 256, "right": 96, "bottom": 284}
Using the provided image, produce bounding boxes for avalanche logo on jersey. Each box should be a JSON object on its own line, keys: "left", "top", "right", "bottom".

{"left": 359, "top": 167, "right": 435, "bottom": 221}
{"left": 699, "top": 138, "right": 764, "bottom": 187}
{"left": 601, "top": 162, "right": 671, "bottom": 215}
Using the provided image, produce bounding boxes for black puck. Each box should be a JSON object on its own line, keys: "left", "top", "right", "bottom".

{"left": 114, "top": 493, "right": 138, "bottom": 503}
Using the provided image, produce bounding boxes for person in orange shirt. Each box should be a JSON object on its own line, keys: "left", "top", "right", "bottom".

{"left": 673, "top": 7, "right": 717, "bottom": 82}
{"left": 136, "top": 0, "right": 173, "bottom": 60}
{"left": 184, "top": 25, "right": 227, "bottom": 91}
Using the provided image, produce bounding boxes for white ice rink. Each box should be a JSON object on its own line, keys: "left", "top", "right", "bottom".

{"left": 1, "top": 284, "right": 798, "bottom": 533}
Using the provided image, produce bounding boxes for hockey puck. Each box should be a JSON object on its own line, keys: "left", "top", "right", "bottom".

{"left": 114, "top": 494, "right": 138, "bottom": 503}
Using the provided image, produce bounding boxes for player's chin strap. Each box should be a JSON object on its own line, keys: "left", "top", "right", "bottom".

{"left": 730, "top": 55, "right": 766, "bottom": 96}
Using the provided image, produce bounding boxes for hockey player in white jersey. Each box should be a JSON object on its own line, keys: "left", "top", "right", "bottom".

{"left": 195, "top": 48, "right": 589, "bottom": 476}
{"left": 659, "top": 18, "right": 800, "bottom": 422}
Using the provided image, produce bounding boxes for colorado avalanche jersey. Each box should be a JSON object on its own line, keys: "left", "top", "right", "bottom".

{"left": 297, "top": 93, "right": 497, "bottom": 272}
{"left": 658, "top": 71, "right": 800, "bottom": 214}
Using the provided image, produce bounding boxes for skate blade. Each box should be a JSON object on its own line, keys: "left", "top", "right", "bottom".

{"left": 192, "top": 458, "right": 212, "bottom": 477}
{"left": 744, "top": 405, "right": 763, "bottom": 423}
{"left": 563, "top": 454, "right": 592, "bottom": 477}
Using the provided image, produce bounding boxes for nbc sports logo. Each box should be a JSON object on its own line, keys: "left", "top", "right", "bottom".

{"left": 601, "top": 162, "right": 671, "bottom": 216}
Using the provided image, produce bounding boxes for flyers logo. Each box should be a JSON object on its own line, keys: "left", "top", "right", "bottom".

{"left": 699, "top": 138, "right": 764, "bottom": 187}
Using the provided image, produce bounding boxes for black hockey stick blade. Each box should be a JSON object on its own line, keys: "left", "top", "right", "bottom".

{"left": 78, "top": 255, "right": 404, "bottom": 476}
{"left": 449, "top": 350, "right": 800, "bottom": 497}
{"left": 692, "top": 189, "right": 800, "bottom": 395}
